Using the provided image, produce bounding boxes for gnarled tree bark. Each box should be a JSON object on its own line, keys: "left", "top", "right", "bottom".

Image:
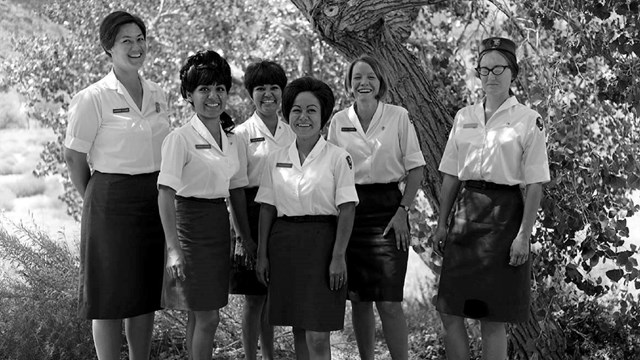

{"left": 289, "top": 1, "right": 567, "bottom": 358}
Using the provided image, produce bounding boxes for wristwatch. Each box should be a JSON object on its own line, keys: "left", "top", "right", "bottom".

{"left": 399, "top": 204, "right": 410, "bottom": 212}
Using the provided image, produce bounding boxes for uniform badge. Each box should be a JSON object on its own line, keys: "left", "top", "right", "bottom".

{"left": 463, "top": 123, "right": 478, "bottom": 129}
{"left": 536, "top": 117, "right": 544, "bottom": 131}
{"left": 113, "top": 107, "right": 130, "bottom": 113}
{"left": 195, "top": 144, "right": 212, "bottom": 149}
{"left": 491, "top": 38, "right": 501, "bottom": 48}
{"left": 250, "top": 137, "right": 266, "bottom": 143}
{"left": 155, "top": 102, "right": 161, "bottom": 113}
{"left": 346, "top": 155, "right": 353, "bottom": 170}
{"left": 341, "top": 127, "right": 357, "bottom": 132}
{"left": 276, "top": 162, "right": 293, "bottom": 168}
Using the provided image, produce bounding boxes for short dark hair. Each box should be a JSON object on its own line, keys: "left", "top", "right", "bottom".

{"left": 282, "top": 76, "right": 335, "bottom": 128}
{"left": 99, "top": 11, "right": 146, "bottom": 57}
{"left": 179, "top": 50, "right": 234, "bottom": 133}
{"left": 243, "top": 60, "right": 288, "bottom": 98}
{"left": 344, "top": 55, "right": 389, "bottom": 100}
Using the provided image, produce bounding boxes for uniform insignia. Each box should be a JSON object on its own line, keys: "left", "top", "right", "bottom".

{"left": 250, "top": 137, "right": 266, "bottom": 143}
{"left": 113, "top": 108, "right": 130, "bottom": 113}
{"left": 536, "top": 117, "right": 544, "bottom": 131}
{"left": 195, "top": 144, "right": 212, "bottom": 149}
{"left": 155, "top": 102, "right": 161, "bottom": 113}
{"left": 463, "top": 123, "right": 478, "bottom": 129}
{"left": 346, "top": 155, "right": 353, "bottom": 170}
{"left": 341, "top": 127, "right": 357, "bottom": 132}
{"left": 276, "top": 162, "right": 293, "bottom": 168}
{"left": 492, "top": 38, "right": 501, "bottom": 48}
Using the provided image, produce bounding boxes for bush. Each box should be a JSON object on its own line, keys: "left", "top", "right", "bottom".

{"left": 5, "top": 174, "right": 47, "bottom": 198}
{"left": 0, "top": 89, "right": 27, "bottom": 129}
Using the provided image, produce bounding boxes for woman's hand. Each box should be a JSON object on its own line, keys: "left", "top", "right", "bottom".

{"left": 256, "top": 255, "right": 269, "bottom": 286}
{"left": 383, "top": 209, "right": 410, "bottom": 251}
{"left": 509, "top": 234, "right": 530, "bottom": 266}
{"left": 432, "top": 226, "right": 448, "bottom": 257}
{"left": 243, "top": 238, "right": 258, "bottom": 268}
{"left": 166, "top": 247, "right": 186, "bottom": 281}
{"left": 329, "top": 255, "right": 347, "bottom": 291}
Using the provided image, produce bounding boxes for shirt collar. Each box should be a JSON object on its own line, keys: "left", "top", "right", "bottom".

{"left": 347, "top": 101, "right": 384, "bottom": 133}
{"left": 103, "top": 68, "right": 159, "bottom": 95}
{"left": 189, "top": 114, "right": 229, "bottom": 151}
{"left": 288, "top": 136, "right": 327, "bottom": 168}
{"left": 249, "top": 112, "right": 286, "bottom": 139}
{"left": 475, "top": 96, "right": 519, "bottom": 122}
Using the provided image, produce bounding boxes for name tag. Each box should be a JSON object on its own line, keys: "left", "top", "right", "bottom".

{"left": 113, "top": 108, "right": 130, "bottom": 113}
{"left": 463, "top": 123, "right": 478, "bottom": 129}
{"left": 276, "top": 162, "right": 293, "bottom": 168}
{"left": 250, "top": 137, "right": 265, "bottom": 143}
{"left": 341, "top": 127, "right": 357, "bottom": 132}
{"left": 195, "top": 144, "right": 212, "bottom": 149}
{"left": 155, "top": 102, "right": 161, "bottom": 113}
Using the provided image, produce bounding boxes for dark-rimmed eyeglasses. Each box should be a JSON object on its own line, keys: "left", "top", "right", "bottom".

{"left": 475, "top": 65, "right": 509, "bottom": 76}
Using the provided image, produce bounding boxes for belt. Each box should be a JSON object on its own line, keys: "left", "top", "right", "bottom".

{"left": 175, "top": 195, "right": 225, "bottom": 204}
{"left": 355, "top": 182, "right": 399, "bottom": 192}
{"left": 278, "top": 215, "right": 336, "bottom": 223}
{"left": 464, "top": 180, "right": 519, "bottom": 191}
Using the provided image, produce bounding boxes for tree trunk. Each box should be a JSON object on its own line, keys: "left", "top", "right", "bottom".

{"left": 289, "top": 1, "right": 567, "bottom": 358}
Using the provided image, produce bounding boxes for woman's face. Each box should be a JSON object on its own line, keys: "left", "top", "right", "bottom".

{"left": 478, "top": 51, "right": 513, "bottom": 98}
{"left": 350, "top": 61, "right": 380, "bottom": 100}
{"left": 188, "top": 84, "right": 228, "bottom": 122}
{"left": 289, "top": 91, "right": 322, "bottom": 141}
{"left": 108, "top": 22, "right": 146, "bottom": 72}
{"left": 252, "top": 84, "right": 282, "bottom": 119}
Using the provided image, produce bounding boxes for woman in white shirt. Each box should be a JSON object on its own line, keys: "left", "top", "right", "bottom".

{"left": 434, "top": 37, "right": 550, "bottom": 360}
{"left": 327, "top": 55, "right": 425, "bottom": 360}
{"left": 63, "top": 11, "right": 170, "bottom": 360}
{"left": 230, "top": 60, "right": 294, "bottom": 360}
{"left": 256, "top": 77, "right": 358, "bottom": 360}
{"left": 157, "top": 50, "right": 250, "bottom": 360}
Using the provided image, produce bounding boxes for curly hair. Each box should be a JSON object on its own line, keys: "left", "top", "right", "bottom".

{"left": 179, "top": 50, "right": 234, "bottom": 133}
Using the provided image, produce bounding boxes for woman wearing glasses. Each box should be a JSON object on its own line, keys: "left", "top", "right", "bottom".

{"left": 433, "top": 37, "right": 550, "bottom": 360}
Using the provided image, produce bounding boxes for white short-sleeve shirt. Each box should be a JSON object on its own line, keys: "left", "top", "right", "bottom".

{"left": 157, "top": 114, "right": 248, "bottom": 199}
{"left": 439, "top": 96, "right": 550, "bottom": 185}
{"left": 327, "top": 102, "right": 426, "bottom": 184}
{"left": 235, "top": 112, "right": 296, "bottom": 188}
{"left": 64, "top": 70, "right": 171, "bottom": 174}
{"left": 255, "top": 137, "right": 359, "bottom": 217}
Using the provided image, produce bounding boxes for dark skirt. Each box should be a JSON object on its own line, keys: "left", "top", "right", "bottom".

{"left": 268, "top": 216, "right": 346, "bottom": 332}
{"left": 229, "top": 187, "right": 267, "bottom": 296}
{"left": 436, "top": 183, "right": 529, "bottom": 323}
{"left": 162, "top": 196, "right": 231, "bottom": 311}
{"left": 347, "top": 183, "right": 408, "bottom": 302}
{"left": 78, "top": 171, "right": 164, "bottom": 319}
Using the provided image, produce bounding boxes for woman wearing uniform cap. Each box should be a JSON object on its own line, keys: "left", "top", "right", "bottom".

{"left": 434, "top": 37, "right": 550, "bottom": 359}
{"left": 255, "top": 76, "right": 358, "bottom": 360}
{"left": 229, "top": 60, "right": 294, "bottom": 360}
{"left": 157, "top": 50, "right": 250, "bottom": 360}
{"left": 63, "top": 11, "right": 170, "bottom": 360}
{"left": 327, "top": 55, "right": 425, "bottom": 360}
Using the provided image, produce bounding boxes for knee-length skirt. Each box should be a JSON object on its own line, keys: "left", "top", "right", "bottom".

{"left": 267, "top": 216, "right": 346, "bottom": 332}
{"left": 347, "top": 183, "right": 408, "bottom": 302}
{"left": 78, "top": 171, "right": 164, "bottom": 319}
{"left": 162, "top": 196, "right": 231, "bottom": 311}
{"left": 436, "top": 182, "right": 530, "bottom": 323}
{"left": 229, "top": 187, "right": 267, "bottom": 295}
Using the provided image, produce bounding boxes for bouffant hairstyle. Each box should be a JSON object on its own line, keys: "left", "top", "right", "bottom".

{"left": 343, "top": 55, "right": 389, "bottom": 100}
{"left": 99, "top": 11, "right": 146, "bottom": 57}
{"left": 282, "top": 76, "right": 335, "bottom": 129}
{"left": 179, "top": 50, "right": 234, "bottom": 133}
{"left": 243, "top": 60, "right": 288, "bottom": 98}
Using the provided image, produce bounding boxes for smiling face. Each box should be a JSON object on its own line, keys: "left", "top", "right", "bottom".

{"left": 188, "top": 84, "right": 228, "bottom": 122}
{"left": 252, "top": 84, "right": 282, "bottom": 119}
{"left": 350, "top": 61, "right": 380, "bottom": 100}
{"left": 478, "top": 51, "right": 513, "bottom": 98}
{"left": 108, "top": 22, "right": 146, "bottom": 73}
{"left": 289, "top": 91, "right": 322, "bottom": 141}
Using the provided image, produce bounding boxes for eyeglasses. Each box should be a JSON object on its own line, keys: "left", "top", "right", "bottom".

{"left": 475, "top": 65, "right": 510, "bottom": 76}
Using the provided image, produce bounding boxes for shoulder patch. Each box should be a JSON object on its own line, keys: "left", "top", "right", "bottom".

{"left": 346, "top": 155, "right": 353, "bottom": 170}
{"left": 536, "top": 117, "right": 544, "bottom": 131}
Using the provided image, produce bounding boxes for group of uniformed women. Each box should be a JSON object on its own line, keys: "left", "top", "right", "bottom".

{"left": 64, "top": 10, "right": 548, "bottom": 360}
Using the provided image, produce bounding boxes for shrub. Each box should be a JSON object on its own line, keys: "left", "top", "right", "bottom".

{"left": 5, "top": 174, "right": 47, "bottom": 198}
{"left": 0, "top": 89, "right": 27, "bottom": 129}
